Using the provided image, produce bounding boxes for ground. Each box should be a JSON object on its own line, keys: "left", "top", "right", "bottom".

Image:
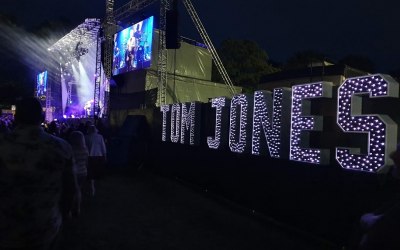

{"left": 56, "top": 168, "right": 339, "bottom": 250}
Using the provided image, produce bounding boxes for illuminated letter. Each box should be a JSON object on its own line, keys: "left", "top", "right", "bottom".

{"left": 207, "top": 97, "right": 230, "bottom": 149}
{"left": 336, "top": 74, "right": 399, "bottom": 173}
{"left": 252, "top": 88, "right": 291, "bottom": 158}
{"left": 229, "top": 94, "right": 253, "bottom": 154}
{"left": 170, "top": 103, "right": 181, "bottom": 143}
{"left": 290, "top": 82, "right": 333, "bottom": 164}
{"left": 181, "top": 102, "right": 201, "bottom": 145}
{"left": 160, "top": 104, "right": 170, "bottom": 142}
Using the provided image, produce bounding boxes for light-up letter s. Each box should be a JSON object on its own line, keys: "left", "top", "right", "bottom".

{"left": 336, "top": 74, "right": 399, "bottom": 173}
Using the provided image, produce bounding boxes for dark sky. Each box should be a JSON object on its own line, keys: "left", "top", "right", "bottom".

{"left": 2, "top": 0, "right": 400, "bottom": 73}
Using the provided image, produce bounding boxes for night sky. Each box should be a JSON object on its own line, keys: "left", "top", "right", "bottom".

{"left": 2, "top": 0, "right": 400, "bottom": 73}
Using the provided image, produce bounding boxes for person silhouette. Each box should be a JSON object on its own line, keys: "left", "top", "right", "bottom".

{"left": 0, "top": 97, "right": 79, "bottom": 250}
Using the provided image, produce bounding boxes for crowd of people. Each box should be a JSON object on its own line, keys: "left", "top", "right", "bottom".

{"left": 0, "top": 97, "right": 399, "bottom": 250}
{"left": 0, "top": 97, "right": 107, "bottom": 250}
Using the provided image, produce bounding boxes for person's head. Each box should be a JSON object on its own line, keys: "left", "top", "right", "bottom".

{"left": 87, "top": 125, "right": 97, "bottom": 134}
{"left": 14, "top": 97, "right": 44, "bottom": 126}
{"left": 69, "top": 131, "right": 86, "bottom": 149}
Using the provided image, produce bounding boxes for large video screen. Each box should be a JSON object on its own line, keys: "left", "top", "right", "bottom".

{"left": 36, "top": 71, "right": 47, "bottom": 98}
{"left": 112, "top": 16, "right": 154, "bottom": 76}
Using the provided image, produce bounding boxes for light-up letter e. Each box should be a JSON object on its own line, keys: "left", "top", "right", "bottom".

{"left": 290, "top": 82, "right": 332, "bottom": 164}
{"left": 336, "top": 74, "right": 399, "bottom": 173}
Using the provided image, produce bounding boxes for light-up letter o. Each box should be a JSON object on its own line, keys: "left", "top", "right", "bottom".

{"left": 229, "top": 94, "right": 253, "bottom": 154}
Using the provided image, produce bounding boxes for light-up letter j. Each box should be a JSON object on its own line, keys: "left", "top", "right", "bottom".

{"left": 207, "top": 97, "right": 230, "bottom": 149}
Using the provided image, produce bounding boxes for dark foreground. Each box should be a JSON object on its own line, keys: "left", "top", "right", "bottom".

{"left": 56, "top": 169, "right": 340, "bottom": 250}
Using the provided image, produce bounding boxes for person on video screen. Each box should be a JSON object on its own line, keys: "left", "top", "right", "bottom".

{"left": 37, "top": 73, "right": 46, "bottom": 97}
{"left": 125, "top": 28, "right": 136, "bottom": 71}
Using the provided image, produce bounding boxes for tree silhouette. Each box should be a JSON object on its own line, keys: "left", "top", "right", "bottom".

{"left": 212, "top": 39, "right": 279, "bottom": 92}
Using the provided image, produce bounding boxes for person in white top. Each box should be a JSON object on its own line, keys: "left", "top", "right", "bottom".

{"left": 85, "top": 125, "right": 106, "bottom": 196}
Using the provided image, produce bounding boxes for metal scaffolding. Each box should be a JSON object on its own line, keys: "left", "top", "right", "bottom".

{"left": 103, "top": 0, "right": 236, "bottom": 108}
{"left": 93, "top": 30, "right": 103, "bottom": 117}
{"left": 182, "top": 0, "right": 236, "bottom": 95}
{"left": 157, "top": 0, "right": 171, "bottom": 106}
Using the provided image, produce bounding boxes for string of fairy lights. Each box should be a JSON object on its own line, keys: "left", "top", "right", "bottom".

{"left": 252, "top": 89, "right": 284, "bottom": 158}
{"left": 160, "top": 74, "right": 399, "bottom": 173}
{"left": 336, "top": 74, "right": 399, "bottom": 173}
{"left": 289, "top": 82, "right": 332, "bottom": 164}
{"left": 180, "top": 102, "right": 201, "bottom": 145}
{"left": 207, "top": 97, "right": 229, "bottom": 150}
{"left": 229, "top": 94, "right": 253, "bottom": 154}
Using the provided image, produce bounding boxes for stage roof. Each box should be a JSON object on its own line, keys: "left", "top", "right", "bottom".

{"left": 48, "top": 18, "right": 101, "bottom": 59}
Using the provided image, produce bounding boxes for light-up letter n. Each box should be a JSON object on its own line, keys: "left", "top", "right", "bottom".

{"left": 252, "top": 88, "right": 291, "bottom": 158}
